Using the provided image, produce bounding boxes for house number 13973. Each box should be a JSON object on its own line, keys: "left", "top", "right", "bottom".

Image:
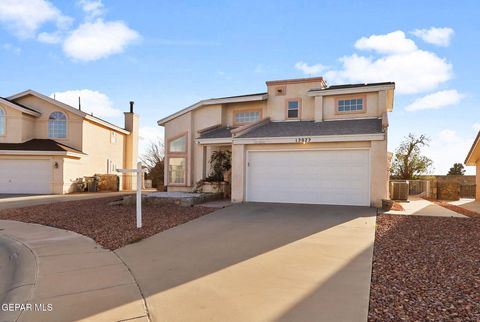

{"left": 295, "top": 137, "right": 311, "bottom": 143}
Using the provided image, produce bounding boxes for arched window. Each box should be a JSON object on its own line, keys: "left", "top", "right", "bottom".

{"left": 48, "top": 112, "right": 67, "bottom": 138}
{"left": 0, "top": 108, "right": 5, "bottom": 136}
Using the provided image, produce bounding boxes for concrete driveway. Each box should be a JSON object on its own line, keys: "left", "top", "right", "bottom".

{"left": 116, "top": 203, "right": 376, "bottom": 322}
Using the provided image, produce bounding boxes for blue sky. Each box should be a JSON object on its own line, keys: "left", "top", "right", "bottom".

{"left": 0, "top": 0, "right": 478, "bottom": 174}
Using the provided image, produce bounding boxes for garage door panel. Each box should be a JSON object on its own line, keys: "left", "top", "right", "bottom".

{"left": 0, "top": 159, "right": 52, "bottom": 194}
{"left": 246, "top": 150, "right": 370, "bottom": 206}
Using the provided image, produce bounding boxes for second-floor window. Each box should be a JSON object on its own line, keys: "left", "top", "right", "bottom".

{"left": 337, "top": 98, "right": 364, "bottom": 112}
{"left": 234, "top": 111, "right": 260, "bottom": 124}
{"left": 0, "top": 108, "right": 5, "bottom": 136}
{"left": 48, "top": 112, "right": 67, "bottom": 138}
{"left": 169, "top": 134, "right": 186, "bottom": 153}
{"left": 287, "top": 99, "right": 300, "bottom": 119}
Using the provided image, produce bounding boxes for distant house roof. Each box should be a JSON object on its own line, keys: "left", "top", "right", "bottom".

{"left": 6, "top": 89, "right": 130, "bottom": 134}
{"left": 158, "top": 92, "right": 268, "bottom": 126}
{"left": 0, "top": 139, "right": 85, "bottom": 154}
{"left": 197, "top": 126, "right": 234, "bottom": 139}
{"left": 236, "top": 118, "right": 383, "bottom": 138}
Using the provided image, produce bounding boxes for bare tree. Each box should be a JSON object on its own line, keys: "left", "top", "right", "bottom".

{"left": 391, "top": 133, "right": 433, "bottom": 179}
{"left": 140, "top": 140, "right": 165, "bottom": 189}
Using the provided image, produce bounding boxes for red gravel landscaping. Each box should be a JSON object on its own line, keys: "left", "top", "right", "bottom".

{"left": 368, "top": 214, "right": 480, "bottom": 321}
{"left": 0, "top": 197, "right": 215, "bottom": 250}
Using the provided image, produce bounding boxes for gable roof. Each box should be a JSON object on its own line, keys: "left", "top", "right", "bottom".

{"left": 7, "top": 89, "right": 130, "bottom": 134}
{"left": 157, "top": 92, "right": 268, "bottom": 126}
{"left": 197, "top": 126, "right": 234, "bottom": 139}
{"left": 465, "top": 131, "right": 480, "bottom": 165}
{"left": 0, "top": 97, "right": 41, "bottom": 116}
{"left": 0, "top": 139, "right": 85, "bottom": 155}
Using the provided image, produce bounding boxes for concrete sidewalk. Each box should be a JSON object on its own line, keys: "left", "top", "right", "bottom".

{"left": 0, "top": 220, "right": 149, "bottom": 322}
{"left": 0, "top": 192, "right": 132, "bottom": 210}
{"left": 384, "top": 197, "right": 467, "bottom": 218}
{"left": 449, "top": 198, "right": 480, "bottom": 213}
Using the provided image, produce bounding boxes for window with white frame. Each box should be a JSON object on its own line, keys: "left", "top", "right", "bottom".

{"left": 110, "top": 131, "right": 117, "bottom": 144}
{"left": 48, "top": 112, "right": 67, "bottom": 138}
{"left": 337, "top": 98, "right": 364, "bottom": 112}
{"left": 0, "top": 108, "right": 5, "bottom": 136}
{"left": 287, "top": 100, "right": 300, "bottom": 119}
{"left": 168, "top": 157, "right": 186, "bottom": 184}
{"left": 234, "top": 111, "right": 260, "bottom": 124}
{"left": 169, "top": 135, "right": 186, "bottom": 152}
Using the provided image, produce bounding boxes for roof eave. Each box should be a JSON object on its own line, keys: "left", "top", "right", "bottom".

{"left": 307, "top": 84, "right": 395, "bottom": 97}
{"left": 0, "top": 98, "right": 41, "bottom": 117}
{"left": 157, "top": 93, "right": 268, "bottom": 126}
{"left": 465, "top": 131, "right": 480, "bottom": 165}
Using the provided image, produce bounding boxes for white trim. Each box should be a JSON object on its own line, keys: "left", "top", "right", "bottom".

{"left": 245, "top": 148, "right": 371, "bottom": 206}
{"left": 158, "top": 93, "right": 268, "bottom": 126}
{"left": 307, "top": 84, "right": 395, "bottom": 97}
{"left": 0, "top": 150, "right": 84, "bottom": 158}
{"left": 197, "top": 138, "right": 233, "bottom": 145}
{"left": 234, "top": 133, "right": 384, "bottom": 145}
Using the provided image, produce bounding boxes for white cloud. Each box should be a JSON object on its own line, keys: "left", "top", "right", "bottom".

{"left": 425, "top": 129, "right": 475, "bottom": 175}
{"left": 405, "top": 90, "right": 464, "bottom": 112}
{"left": 354, "top": 31, "right": 417, "bottom": 54}
{"left": 320, "top": 30, "right": 453, "bottom": 94}
{"left": 294, "top": 61, "right": 326, "bottom": 75}
{"left": 412, "top": 27, "right": 454, "bottom": 47}
{"left": 0, "top": 0, "right": 72, "bottom": 38}
{"left": 473, "top": 123, "right": 480, "bottom": 132}
{"left": 78, "top": 0, "right": 104, "bottom": 20}
{"left": 37, "top": 31, "right": 62, "bottom": 44}
{"left": 63, "top": 19, "right": 139, "bottom": 61}
{"left": 51, "top": 89, "right": 122, "bottom": 118}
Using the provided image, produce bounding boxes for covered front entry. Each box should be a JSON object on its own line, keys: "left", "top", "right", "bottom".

{"left": 246, "top": 149, "right": 370, "bottom": 206}
{"left": 0, "top": 159, "right": 53, "bottom": 194}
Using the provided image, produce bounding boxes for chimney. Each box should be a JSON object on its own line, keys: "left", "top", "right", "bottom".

{"left": 124, "top": 100, "right": 139, "bottom": 190}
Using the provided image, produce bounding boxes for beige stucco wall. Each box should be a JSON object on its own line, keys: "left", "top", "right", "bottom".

{"left": 14, "top": 95, "right": 84, "bottom": 150}
{"left": 477, "top": 164, "right": 480, "bottom": 200}
{"left": 266, "top": 82, "right": 321, "bottom": 121}
{"left": 0, "top": 104, "right": 24, "bottom": 143}
{"left": 230, "top": 140, "right": 388, "bottom": 207}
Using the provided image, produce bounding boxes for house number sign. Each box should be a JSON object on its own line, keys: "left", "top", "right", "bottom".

{"left": 295, "top": 137, "right": 311, "bottom": 143}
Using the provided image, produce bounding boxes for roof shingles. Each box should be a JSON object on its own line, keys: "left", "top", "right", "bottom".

{"left": 237, "top": 119, "right": 383, "bottom": 138}
{"left": 0, "top": 139, "right": 84, "bottom": 154}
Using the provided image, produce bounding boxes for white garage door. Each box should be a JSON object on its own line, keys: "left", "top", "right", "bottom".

{"left": 0, "top": 159, "right": 52, "bottom": 194}
{"left": 246, "top": 150, "right": 370, "bottom": 206}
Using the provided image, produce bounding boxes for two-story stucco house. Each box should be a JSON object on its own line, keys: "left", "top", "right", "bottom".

{"left": 158, "top": 77, "right": 395, "bottom": 207}
{"left": 0, "top": 89, "right": 139, "bottom": 194}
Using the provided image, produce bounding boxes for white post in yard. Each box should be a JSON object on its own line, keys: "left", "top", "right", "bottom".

{"left": 117, "top": 161, "right": 145, "bottom": 228}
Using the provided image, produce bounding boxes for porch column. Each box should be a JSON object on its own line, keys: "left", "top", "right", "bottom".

{"left": 231, "top": 144, "right": 246, "bottom": 202}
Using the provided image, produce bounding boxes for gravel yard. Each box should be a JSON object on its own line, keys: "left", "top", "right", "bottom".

{"left": 369, "top": 214, "right": 480, "bottom": 321}
{"left": 0, "top": 197, "right": 215, "bottom": 250}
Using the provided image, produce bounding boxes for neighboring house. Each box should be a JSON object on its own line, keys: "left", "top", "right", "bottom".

{"left": 464, "top": 131, "right": 480, "bottom": 200}
{"left": 0, "top": 90, "right": 139, "bottom": 194}
{"left": 158, "top": 77, "right": 395, "bottom": 207}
